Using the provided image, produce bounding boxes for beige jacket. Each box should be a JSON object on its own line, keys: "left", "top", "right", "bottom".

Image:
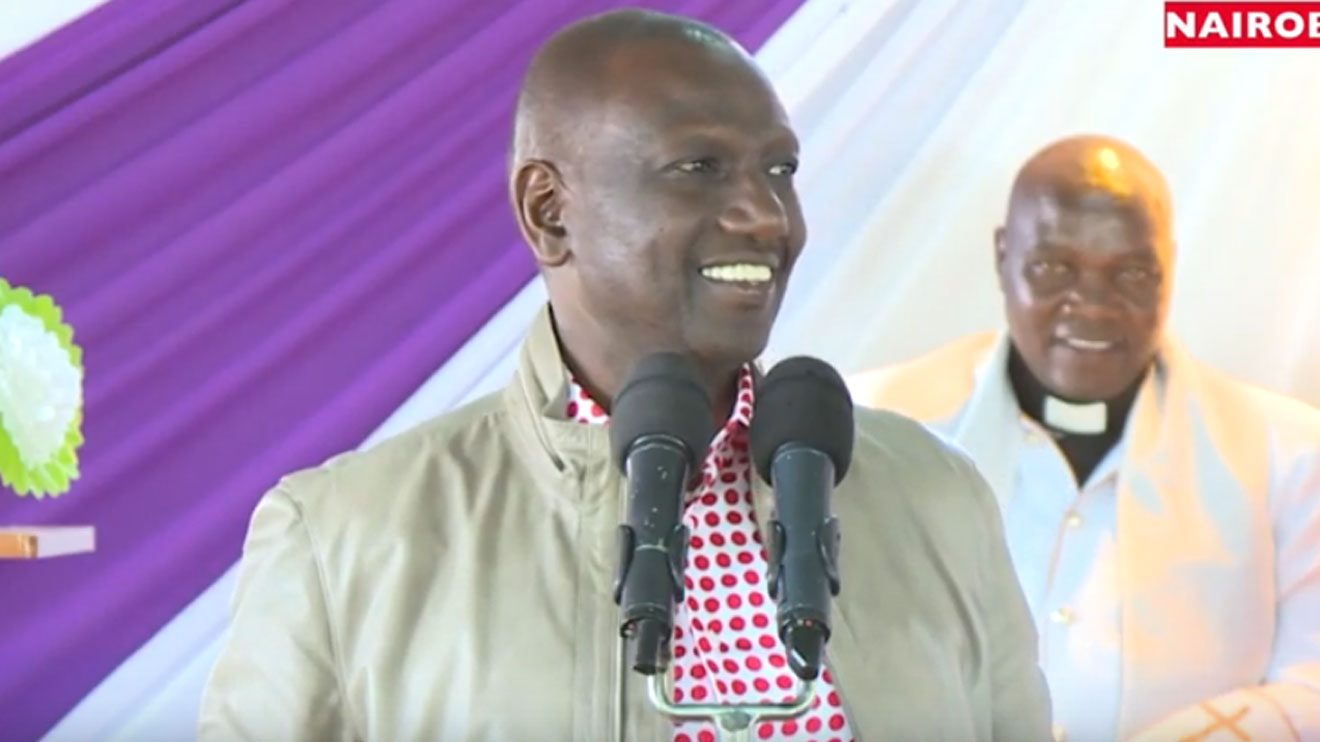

{"left": 198, "top": 308, "right": 1052, "bottom": 741}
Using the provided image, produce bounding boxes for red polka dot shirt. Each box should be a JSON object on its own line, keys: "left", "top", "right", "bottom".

{"left": 567, "top": 366, "right": 855, "bottom": 742}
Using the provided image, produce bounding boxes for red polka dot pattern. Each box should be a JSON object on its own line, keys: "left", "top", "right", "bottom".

{"left": 567, "top": 367, "right": 854, "bottom": 741}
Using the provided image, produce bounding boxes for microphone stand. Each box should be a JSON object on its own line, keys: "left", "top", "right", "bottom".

{"left": 645, "top": 672, "right": 816, "bottom": 742}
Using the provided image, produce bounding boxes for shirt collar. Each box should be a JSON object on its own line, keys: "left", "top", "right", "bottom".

{"left": 565, "top": 364, "right": 757, "bottom": 439}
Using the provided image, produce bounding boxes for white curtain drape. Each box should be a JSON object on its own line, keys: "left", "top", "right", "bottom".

{"left": 771, "top": 0, "right": 1320, "bottom": 406}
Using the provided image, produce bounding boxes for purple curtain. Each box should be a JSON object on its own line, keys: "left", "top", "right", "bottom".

{"left": 0, "top": 0, "right": 805, "bottom": 738}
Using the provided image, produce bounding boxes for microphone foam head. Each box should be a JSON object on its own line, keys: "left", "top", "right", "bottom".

{"left": 608, "top": 352, "right": 717, "bottom": 473}
{"left": 751, "top": 356, "right": 855, "bottom": 485}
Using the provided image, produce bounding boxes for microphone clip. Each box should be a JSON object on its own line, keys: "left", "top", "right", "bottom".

{"left": 766, "top": 514, "right": 841, "bottom": 680}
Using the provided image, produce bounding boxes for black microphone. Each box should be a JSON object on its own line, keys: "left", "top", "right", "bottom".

{"left": 609, "top": 352, "right": 716, "bottom": 675}
{"left": 751, "top": 356, "right": 854, "bottom": 681}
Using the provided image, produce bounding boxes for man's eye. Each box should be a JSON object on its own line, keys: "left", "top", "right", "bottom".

{"left": 768, "top": 160, "right": 798, "bottom": 177}
{"left": 675, "top": 158, "right": 719, "bottom": 174}
{"left": 1118, "top": 266, "right": 1152, "bottom": 282}
{"left": 1029, "top": 260, "right": 1070, "bottom": 276}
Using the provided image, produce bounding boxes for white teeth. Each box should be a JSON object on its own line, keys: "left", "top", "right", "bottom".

{"left": 700, "top": 263, "right": 773, "bottom": 284}
{"left": 1065, "top": 338, "right": 1115, "bottom": 351}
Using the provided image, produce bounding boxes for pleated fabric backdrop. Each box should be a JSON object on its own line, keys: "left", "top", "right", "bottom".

{"left": 0, "top": 1, "right": 1316, "bottom": 739}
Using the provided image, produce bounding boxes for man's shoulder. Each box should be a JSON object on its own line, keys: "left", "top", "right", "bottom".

{"left": 846, "top": 332, "right": 997, "bottom": 422}
{"left": 272, "top": 391, "right": 509, "bottom": 519}
{"left": 853, "top": 404, "right": 972, "bottom": 472}
{"left": 847, "top": 404, "right": 988, "bottom": 521}
{"left": 839, "top": 405, "right": 1000, "bottom": 586}
{"left": 1181, "top": 352, "right": 1320, "bottom": 447}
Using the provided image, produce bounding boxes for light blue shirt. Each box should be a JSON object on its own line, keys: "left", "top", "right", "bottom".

{"left": 1004, "top": 415, "right": 1125, "bottom": 742}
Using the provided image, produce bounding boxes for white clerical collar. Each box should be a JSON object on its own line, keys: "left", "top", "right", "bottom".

{"left": 1042, "top": 395, "right": 1108, "bottom": 435}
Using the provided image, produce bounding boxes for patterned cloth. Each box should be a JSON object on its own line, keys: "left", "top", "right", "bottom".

{"left": 566, "top": 367, "right": 854, "bottom": 741}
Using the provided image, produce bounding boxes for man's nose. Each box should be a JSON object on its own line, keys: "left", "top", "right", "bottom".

{"left": 1065, "top": 270, "right": 1122, "bottom": 315}
{"left": 718, "top": 173, "right": 791, "bottom": 244}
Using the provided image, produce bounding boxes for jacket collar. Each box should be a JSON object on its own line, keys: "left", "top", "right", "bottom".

{"left": 501, "top": 305, "right": 615, "bottom": 494}
{"left": 501, "top": 304, "right": 777, "bottom": 506}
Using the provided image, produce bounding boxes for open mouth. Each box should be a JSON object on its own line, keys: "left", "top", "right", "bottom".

{"left": 699, "top": 263, "right": 775, "bottom": 285}
{"left": 697, "top": 262, "right": 777, "bottom": 310}
{"left": 1058, "top": 337, "right": 1120, "bottom": 352}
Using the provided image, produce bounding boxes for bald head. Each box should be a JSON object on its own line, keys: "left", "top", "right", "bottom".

{"left": 1008, "top": 134, "right": 1173, "bottom": 229}
{"left": 511, "top": 9, "right": 755, "bottom": 167}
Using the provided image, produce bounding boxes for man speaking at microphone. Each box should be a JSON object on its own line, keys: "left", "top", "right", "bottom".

{"left": 199, "top": 9, "right": 1051, "bottom": 741}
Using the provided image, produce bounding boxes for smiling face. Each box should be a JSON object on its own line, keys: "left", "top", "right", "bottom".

{"left": 511, "top": 13, "right": 808, "bottom": 408}
{"left": 548, "top": 40, "right": 804, "bottom": 370}
{"left": 995, "top": 141, "right": 1175, "bottom": 402}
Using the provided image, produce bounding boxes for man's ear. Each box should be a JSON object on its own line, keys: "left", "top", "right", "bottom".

{"left": 511, "top": 159, "right": 569, "bottom": 268}
{"left": 993, "top": 226, "right": 1008, "bottom": 290}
